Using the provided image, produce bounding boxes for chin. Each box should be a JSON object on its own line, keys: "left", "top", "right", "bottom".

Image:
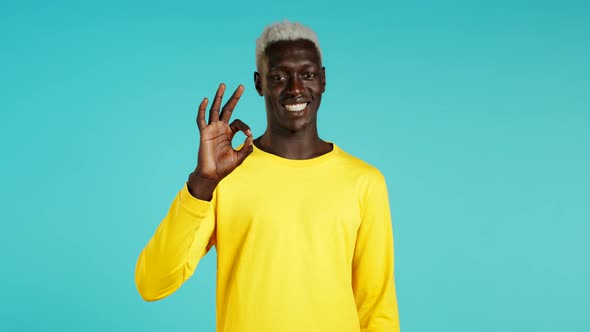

{"left": 281, "top": 119, "right": 314, "bottom": 133}
{"left": 268, "top": 105, "right": 318, "bottom": 133}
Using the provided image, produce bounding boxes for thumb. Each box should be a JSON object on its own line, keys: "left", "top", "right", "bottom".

{"left": 235, "top": 136, "right": 254, "bottom": 164}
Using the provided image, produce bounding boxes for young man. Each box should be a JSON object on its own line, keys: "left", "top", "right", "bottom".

{"left": 135, "top": 21, "right": 400, "bottom": 332}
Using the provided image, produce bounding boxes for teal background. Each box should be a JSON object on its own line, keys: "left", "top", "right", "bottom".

{"left": 1, "top": 0, "right": 588, "bottom": 331}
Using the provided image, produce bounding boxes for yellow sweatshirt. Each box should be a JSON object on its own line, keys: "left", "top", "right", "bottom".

{"left": 135, "top": 143, "right": 400, "bottom": 332}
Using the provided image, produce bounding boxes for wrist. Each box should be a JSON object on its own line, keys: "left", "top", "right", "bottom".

{"left": 187, "top": 171, "right": 219, "bottom": 201}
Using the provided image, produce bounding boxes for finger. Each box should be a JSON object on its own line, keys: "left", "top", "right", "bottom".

{"left": 209, "top": 83, "right": 226, "bottom": 124}
{"left": 228, "top": 119, "right": 252, "bottom": 138}
{"left": 196, "top": 98, "right": 208, "bottom": 131}
{"left": 235, "top": 135, "right": 254, "bottom": 165}
{"left": 220, "top": 85, "right": 244, "bottom": 123}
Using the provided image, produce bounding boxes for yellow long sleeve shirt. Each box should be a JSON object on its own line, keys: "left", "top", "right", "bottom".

{"left": 135, "top": 143, "right": 400, "bottom": 332}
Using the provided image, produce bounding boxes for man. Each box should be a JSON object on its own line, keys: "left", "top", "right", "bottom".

{"left": 135, "top": 21, "right": 400, "bottom": 332}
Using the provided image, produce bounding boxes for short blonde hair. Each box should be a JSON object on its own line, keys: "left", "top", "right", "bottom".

{"left": 256, "top": 21, "right": 322, "bottom": 72}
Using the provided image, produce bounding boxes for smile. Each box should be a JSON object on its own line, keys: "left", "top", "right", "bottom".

{"left": 283, "top": 103, "right": 309, "bottom": 112}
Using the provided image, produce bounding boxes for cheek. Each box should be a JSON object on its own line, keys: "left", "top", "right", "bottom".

{"left": 268, "top": 86, "right": 285, "bottom": 100}
{"left": 264, "top": 90, "right": 282, "bottom": 107}
{"left": 307, "top": 83, "right": 323, "bottom": 97}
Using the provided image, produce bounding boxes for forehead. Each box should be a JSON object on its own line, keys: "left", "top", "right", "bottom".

{"left": 264, "top": 39, "right": 321, "bottom": 69}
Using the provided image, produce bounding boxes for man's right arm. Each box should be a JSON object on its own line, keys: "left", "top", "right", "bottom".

{"left": 134, "top": 83, "right": 253, "bottom": 301}
{"left": 134, "top": 181, "right": 217, "bottom": 302}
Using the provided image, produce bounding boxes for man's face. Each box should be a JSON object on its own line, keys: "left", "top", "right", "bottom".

{"left": 255, "top": 39, "right": 326, "bottom": 133}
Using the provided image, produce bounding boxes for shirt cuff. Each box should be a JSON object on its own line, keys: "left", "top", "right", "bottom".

{"left": 179, "top": 183, "right": 213, "bottom": 217}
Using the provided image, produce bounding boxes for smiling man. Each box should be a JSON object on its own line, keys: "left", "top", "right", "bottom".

{"left": 135, "top": 21, "right": 400, "bottom": 332}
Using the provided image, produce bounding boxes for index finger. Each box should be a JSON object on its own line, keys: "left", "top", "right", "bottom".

{"left": 220, "top": 85, "right": 244, "bottom": 123}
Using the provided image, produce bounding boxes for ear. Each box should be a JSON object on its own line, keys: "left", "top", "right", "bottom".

{"left": 254, "top": 72, "right": 263, "bottom": 96}
{"left": 321, "top": 67, "right": 326, "bottom": 93}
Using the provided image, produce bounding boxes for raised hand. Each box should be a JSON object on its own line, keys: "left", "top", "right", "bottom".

{"left": 187, "top": 83, "right": 253, "bottom": 200}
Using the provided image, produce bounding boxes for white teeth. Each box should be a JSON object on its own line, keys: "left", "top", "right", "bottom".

{"left": 284, "top": 103, "right": 307, "bottom": 112}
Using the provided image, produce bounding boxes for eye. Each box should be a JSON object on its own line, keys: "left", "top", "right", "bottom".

{"left": 303, "top": 72, "right": 317, "bottom": 80}
{"left": 271, "top": 74, "right": 286, "bottom": 81}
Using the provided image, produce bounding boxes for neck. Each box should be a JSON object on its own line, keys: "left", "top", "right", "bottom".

{"left": 255, "top": 124, "right": 332, "bottom": 160}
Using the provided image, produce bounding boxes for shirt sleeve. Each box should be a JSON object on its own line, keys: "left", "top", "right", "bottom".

{"left": 135, "top": 183, "right": 217, "bottom": 301}
{"left": 352, "top": 171, "right": 400, "bottom": 332}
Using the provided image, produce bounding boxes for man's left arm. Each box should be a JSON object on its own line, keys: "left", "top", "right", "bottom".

{"left": 352, "top": 171, "right": 400, "bottom": 332}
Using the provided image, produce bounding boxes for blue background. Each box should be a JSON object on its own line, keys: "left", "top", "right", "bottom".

{"left": 1, "top": 0, "right": 588, "bottom": 331}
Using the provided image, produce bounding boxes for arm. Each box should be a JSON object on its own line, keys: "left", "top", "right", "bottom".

{"left": 352, "top": 172, "right": 400, "bottom": 332}
{"left": 134, "top": 83, "right": 252, "bottom": 301}
{"left": 134, "top": 183, "right": 217, "bottom": 301}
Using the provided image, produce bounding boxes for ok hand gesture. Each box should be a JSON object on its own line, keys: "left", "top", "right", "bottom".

{"left": 188, "top": 83, "right": 253, "bottom": 200}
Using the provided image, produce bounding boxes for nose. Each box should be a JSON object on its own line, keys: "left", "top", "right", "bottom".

{"left": 286, "top": 75, "right": 305, "bottom": 96}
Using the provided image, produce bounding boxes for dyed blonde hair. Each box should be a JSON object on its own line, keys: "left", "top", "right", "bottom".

{"left": 256, "top": 21, "right": 322, "bottom": 72}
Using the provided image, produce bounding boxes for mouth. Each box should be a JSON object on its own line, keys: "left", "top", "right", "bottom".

{"left": 282, "top": 102, "right": 310, "bottom": 112}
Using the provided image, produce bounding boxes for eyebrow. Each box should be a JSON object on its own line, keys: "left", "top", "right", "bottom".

{"left": 268, "top": 63, "right": 320, "bottom": 72}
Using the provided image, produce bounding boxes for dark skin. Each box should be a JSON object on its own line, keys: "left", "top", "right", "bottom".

{"left": 254, "top": 39, "right": 331, "bottom": 159}
{"left": 187, "top": 39, "right": 331, "bottom": 201}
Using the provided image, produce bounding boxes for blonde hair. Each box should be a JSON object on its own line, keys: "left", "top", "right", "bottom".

{"left": 256, "top": 21, "right": 322, "bottom": 72}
